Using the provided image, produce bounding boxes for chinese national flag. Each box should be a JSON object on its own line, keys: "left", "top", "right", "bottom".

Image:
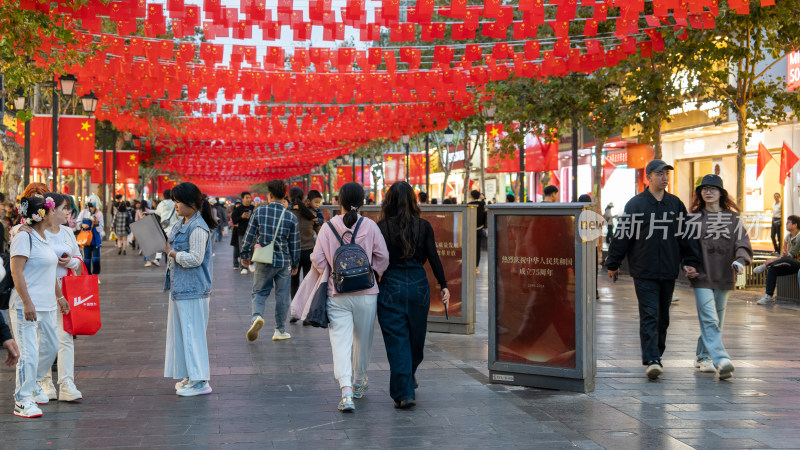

{"left": 116, "top": 151, "right": 140, "bottom": 184}
{"left": 89, "top": 150, "right": 109, "bottom": 181}
{"left": 383, "top": 152, "right": 405, "bottom": 186}
{"left": 16, "top": 115, "right": 53, "bottom": 168}
{"left": 335, "top": 165, "right": 353, "bottom": 191}
{"left": 58, "top": 117, "right": 95, "bottom": 169}
{"left": 311, "top": 174, "right": 325, "bottom": 192}
{"left": 779, "top": 141, "right": 799, "bottom": 185}
{"left": 157, "top": 175, "right": 179, "bottom": 191}
{"left": 756, "top": 141, "right": 774, "bottom": 179}
{"left": 602, "top": 157, "right": 617, "bottom": 187}
{"left": 408, "top": 153, "right": 426, "bottom": 185}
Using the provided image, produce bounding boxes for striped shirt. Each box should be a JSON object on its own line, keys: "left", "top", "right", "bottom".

{"left": 240, "top": 202, "right": 299, "bottom": 269}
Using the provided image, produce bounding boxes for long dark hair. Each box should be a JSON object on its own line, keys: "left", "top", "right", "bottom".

{"left": 691, "top": 186, "right": 740, "bottom": 214}
{"left": 380, "top": 181, "right": 421, "bottom": 260}
{"left": 339, "top": 182, "right": 365, "bottom": 228}
{"left": 289, "top": 186, "right": 316, "bottom": 221}
{"left": 171, "top": 182, "right": 218, "bottom": 229}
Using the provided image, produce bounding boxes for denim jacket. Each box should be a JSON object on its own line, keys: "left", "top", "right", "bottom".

{"left": 163, "top": 212, "right": 213, "bottom": 300}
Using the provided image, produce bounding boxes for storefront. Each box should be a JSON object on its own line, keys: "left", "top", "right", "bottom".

{"left": 667, "top": 123, "right": 800, "bottom": 252}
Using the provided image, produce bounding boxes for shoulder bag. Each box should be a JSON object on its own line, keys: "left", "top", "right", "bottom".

{"left": 252, "top": 208, "right": 286, "bottom": 264}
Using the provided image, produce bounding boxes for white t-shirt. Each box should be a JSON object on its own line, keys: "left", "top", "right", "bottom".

{"left": 773, "top": 202, "right": 782, "bottom": 220}
{"left": 9, "top": 230, "right": 58, "bottom": 311}
{"left": 45, "top": 225, "right": 82, "bottom": 278}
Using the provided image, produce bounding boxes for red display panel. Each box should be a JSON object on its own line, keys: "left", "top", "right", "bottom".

{"left": 360, "top": 210, "right": 462, "bottom": 318}
{"left": 495, "top": 215, "right": 576, "bottom": 368}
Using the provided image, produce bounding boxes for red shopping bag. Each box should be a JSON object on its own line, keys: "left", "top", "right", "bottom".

{"left": 62, "top": 261, "right": 101, "bottom": 336}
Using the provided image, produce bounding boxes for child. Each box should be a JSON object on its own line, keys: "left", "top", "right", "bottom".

{"left": 307, "top": 190, "right": 324, "bottom": 232}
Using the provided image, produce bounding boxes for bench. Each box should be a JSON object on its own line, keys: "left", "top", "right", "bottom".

{"left": 776, "top": 270, "right": 800, "bottom": 303}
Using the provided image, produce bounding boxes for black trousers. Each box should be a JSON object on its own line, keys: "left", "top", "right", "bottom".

{"left": 632, "top": 278, "right": 675, "bottom": 365}
{"left": 771, "top": 220, "right": 782, "bottom": 253}
{"left": 475, "top": 229, "right": 483, "bottom": 267}
{"left": 290, "top": 248, "right": 313, "bottom": 299}
{"left": 765, "top": 257, "right": 800, "bottom": 296}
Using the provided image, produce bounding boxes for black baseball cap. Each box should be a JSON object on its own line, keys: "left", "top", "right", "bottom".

{"left": 645, "top": 159, "right": 674, "bottom": 175}
{"left": 697, "top": 174, "right": 724, "bottom": 190}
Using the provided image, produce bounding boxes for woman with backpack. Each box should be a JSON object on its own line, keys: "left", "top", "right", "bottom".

{"left": 377, "top": 181, "right": 449, "bottom": 409}
{"left": 162, "top": 182, "right": 218, "bottom": 397}
{"left": 310, "top": 182, "right": 389, "bottom": 412}
{"left": 8, "top": 196, "right": 66, "bottom": 418}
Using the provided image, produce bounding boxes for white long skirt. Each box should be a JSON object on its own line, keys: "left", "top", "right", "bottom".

{"left": 164, "top": 295, "right": 211, "bottom": 381}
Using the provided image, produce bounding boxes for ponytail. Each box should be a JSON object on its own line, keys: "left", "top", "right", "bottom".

{"left": 339, "top": 182, "right": 365, "bottom": 228}
{"left": 200, "top": 198, "right": 219, "bottom": 230}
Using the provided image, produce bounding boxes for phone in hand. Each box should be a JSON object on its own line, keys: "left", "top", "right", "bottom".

{"left": 61, "top": 252, "right": 69, "bottom": 258}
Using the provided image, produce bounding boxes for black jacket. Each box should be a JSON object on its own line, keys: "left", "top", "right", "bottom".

{"left": 0, "top": 311, "right": 11, "bottom": 344}
{"left": 468, "top": 200, "right": 487, "bottom": 230}
{"left": 606, "top": 188, "right": 701, "bottom": 280}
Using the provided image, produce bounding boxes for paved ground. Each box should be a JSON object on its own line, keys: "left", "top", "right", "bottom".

{"left": 1, "top": 241, "right": 800, "bottom": 449}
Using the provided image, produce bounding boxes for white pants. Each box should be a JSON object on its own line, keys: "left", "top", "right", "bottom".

{"left": 41, "top": 313, "right": 76, "bottom": 386}
{"left": 9, "top": 309, "right": 59, "bottom": 402}
{"left": 327, "top": 294, "right": 377, "bottom": 389}
{"left": 164, "top": 296, "right": 211, "bottom": 382}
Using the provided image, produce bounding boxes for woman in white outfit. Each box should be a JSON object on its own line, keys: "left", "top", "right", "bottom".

{"left": 39, "top": 193, "right": 83, "bottom": 401}
{"left": 310, "top": 183, "right": 389, "bottom": 412}
{"left": 9, "top": 196, "right": 67, "bottom": 418}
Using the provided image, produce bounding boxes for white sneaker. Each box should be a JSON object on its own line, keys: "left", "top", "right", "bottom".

{"left": 671, "top": 296, "right": 679, "bottom": 302}
{"left": 13, "top": 400, "right": 42, "bottom": 418}
{"left": 241, "top": 268, "right": 249, "bottom": 275}
{"left": 756, "top": 295, "right": 775, "bottom": 305}
{"left": 144, "top": 261, "right": 152, "bottom": 267}
{"left": 176, "top": 380, "right": 212, "bottom": 397}
{"left": 717, "top": 358, "right": 735, "bottom": 380}
{"left": 338, "top": 394, "right": 355, "bottom": 412}
{"left": 175, "top": 378, "right": 190, "bottom": 390}
{"left": 41, "top": 378, "right": 57, "bottom": 400}
{"left": 58, "top": 379, "right": 82, "bottom": 402}
{"left": 272, "top": 329, "right": 291, "bottom": 341}
{"left": 152, "top": 260, "right": 160, "bottom": 267}
{"left": 32, "top": 387, "right": 49, "bottom": 405}
{"left": 248, "top": 264, "right": 255, "bottom": 273}
{"left": 694, "top": 359, "right": 716, "bottom": 373}
{"left": 646, "top": 363, "right": 663, "bottom": 380}
{"left": 753, "top": 264, "right": 768, "bottom": 274}
{"left": 247, "top": 316, "right": 264, "bottom": 342}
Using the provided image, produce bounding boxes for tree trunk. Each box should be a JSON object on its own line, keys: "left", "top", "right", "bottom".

{"left": 653, "top": 123, "right": 663, "bottom": 160}
{"left": 462, "top": 126, "right": 473, "bottom": 204}
{"left": 593, "top": 140, "right": 604, "bottom": 207}
{"left": 0, "top": 133, "right": 24, "bottom": 200}
{"left": 736, "top": 107, "right": 747, "bottom": 207}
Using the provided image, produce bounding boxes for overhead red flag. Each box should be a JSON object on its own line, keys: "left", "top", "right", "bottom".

{"left": 779, "top": 141, "right": 799, "bottom": 185}
{"left": 602, "top": 156, "right": 617, "bottom": 187}
{"left": 757, "top": 141, "right": 775, "bottom": 179}
{"left": 16, "top": 115, "right": 52, "bottom": 168}
{"left": 58, "top": 117, "right": 96, "bottom": 169}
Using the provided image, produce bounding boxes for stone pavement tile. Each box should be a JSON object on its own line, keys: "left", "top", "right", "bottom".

{"left": 679, "top": 438, "right": 769, "bottom": 449}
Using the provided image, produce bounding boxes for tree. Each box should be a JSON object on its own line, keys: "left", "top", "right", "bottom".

{"left": 685, "top": 0, "right": 800, "bottom": 204}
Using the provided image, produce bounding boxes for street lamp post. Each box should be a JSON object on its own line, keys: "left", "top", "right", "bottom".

{"left": 441, "top": 127, "right": 455, "bottom": 199}
{"left": 571, "top": 125, "right": 578, "bottom": 202}
{"left": 14, "top": 90, "right": 31, "bottom": 188}
{"left": 401, "top": 134, "right": 410, "bottom": 183}
{"left": 52, "top": 74, "right": 77, "bottom": 190}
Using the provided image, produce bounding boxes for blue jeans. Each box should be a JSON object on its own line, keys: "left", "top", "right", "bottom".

{"left": 693, "top": 288, "right": 731, "bottom": 365}
{"left": 83, "top": 245, "right": 101, "bottom": 275}
{"left": 377, "top": 263, "right": 430, "bottom": 402}
{"left": 251, "top": 263, "right": 291, "bottom": 333}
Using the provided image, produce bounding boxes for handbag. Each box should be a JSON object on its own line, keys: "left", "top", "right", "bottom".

{"left": 109, "top": 231, "right": 117, "bottom": 241}
{"left": 62, "top": 261, "right": 101, "bottom": 335}
{"left": 304, "top": 280, "right": 330, "bottom": 328}
{"left": 252, "top": 208, "right": 286, "bottom": 264}
{"left": 76, "top": 230, "right": 93, "bottom": 247}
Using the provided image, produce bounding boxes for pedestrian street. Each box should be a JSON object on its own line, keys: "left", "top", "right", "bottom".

{"left": 1, "top": 244, "right": 800, "bottom": 449}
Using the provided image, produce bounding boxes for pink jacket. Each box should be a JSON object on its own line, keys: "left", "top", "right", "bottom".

{"left": 311, "top": 214, "right": 389, "bottom": 297}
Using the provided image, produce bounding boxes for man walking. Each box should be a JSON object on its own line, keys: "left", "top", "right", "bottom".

{"left": 240, "top": 180, "right": 299, "bottom": 342}
{"left": 606, "top": 159, "right": 701, "bottom": 380}
{"left": 468, "top": 190, "right": 486, "bottom": 274}
{"left": 232, "top": 192, "right": 255, "bottom": 274}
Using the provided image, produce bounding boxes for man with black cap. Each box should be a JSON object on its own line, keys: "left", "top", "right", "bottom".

{"left": 606, "top": 159, "right": 701, "bottom": 380}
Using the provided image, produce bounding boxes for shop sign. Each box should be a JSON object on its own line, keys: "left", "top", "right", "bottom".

{"left": 788, "top": 51, "right": 800, "bottom": 92}
{"left": 606, "top": 151, "right": 627, "bottom": 164}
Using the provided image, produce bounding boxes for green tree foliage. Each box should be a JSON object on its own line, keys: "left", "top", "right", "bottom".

{"left": 683, "top": 0, "right": 800, "bottom": 204}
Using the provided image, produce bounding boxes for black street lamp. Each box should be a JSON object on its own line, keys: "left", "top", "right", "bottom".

{"left": 401, "top": 134, "right": 411, "bottom": 183}
{"left": 14, "top": 89, "right": 31, "bottom": 188}
{"left": 81, "top": 91, "right": 98, "bottom": 113}
{"left": 51, "top": 74, "right": 77, "bottom": 190}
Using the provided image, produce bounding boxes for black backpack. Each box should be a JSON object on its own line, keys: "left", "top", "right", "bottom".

{"left": 0, "top": 234, "right": 31, "bottom": 310}
{"left": 327, "top": 218, "right": 375, "bottom": 294}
